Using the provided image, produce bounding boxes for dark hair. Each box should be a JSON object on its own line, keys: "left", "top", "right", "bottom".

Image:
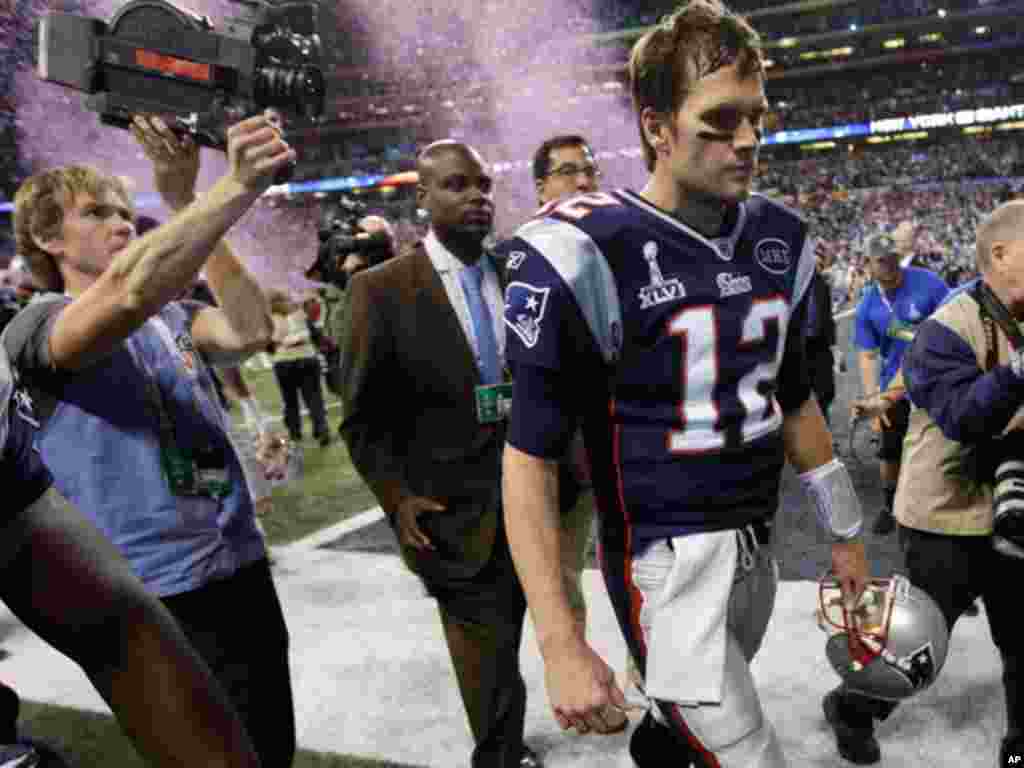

{"left": 532, "top": 135, "right": 593, "bottom": 182}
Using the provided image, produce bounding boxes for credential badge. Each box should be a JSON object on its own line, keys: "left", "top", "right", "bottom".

{"left": 755, "top": 238, "right": 792, "bottom": 274}
{"left": 638, "top": 241, "right": 686, "bottom": 309}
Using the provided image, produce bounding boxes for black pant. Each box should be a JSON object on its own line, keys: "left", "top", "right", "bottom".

{"left": 273, "top": 357, "right": 328, "bottom": 441}
{"left": 161, "top": 559, "right": 296, "bottom": 768}
{"left": 842, "top": 525, "right": 1024, "bottom": 737}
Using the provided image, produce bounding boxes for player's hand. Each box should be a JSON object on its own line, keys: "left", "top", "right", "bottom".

{"left": 225, "top": 110, "right": 296, "bottom": 192}
{"left": 394, "top": 495, "right": 447, "bottom": 551}
{"left": 831, "top": 537, "right": 869, "bottom": 612}
{"left": 131, "top": 114, "right": 200, "bottom": 211}
{"left": 542, "top": 634, "right": 627, "bottom": 735}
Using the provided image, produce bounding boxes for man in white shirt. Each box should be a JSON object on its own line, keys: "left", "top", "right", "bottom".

{"left": 338, "top": 141, "right": 540, "bottom": 768}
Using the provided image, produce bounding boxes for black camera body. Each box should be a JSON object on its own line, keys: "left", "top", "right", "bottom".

{"left": 36, "top": 0, "right": 334, "bottom": 158}
{"left": 308, "top": 197, "right": 392, "bottom": 287}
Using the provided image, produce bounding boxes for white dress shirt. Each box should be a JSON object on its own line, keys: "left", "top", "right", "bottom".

{"left": 423, "top": 228, "right": 506, "bottom": 371}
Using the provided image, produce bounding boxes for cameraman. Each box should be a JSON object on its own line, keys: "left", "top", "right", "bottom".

{"left": 4, "top": 112, "right": 297, "bottom": 768}
{"left": 307, "top": 212, "right": 396, "bottom": 393}
{"left": 825, "top": 200, "right": 1024, "bottom": 767}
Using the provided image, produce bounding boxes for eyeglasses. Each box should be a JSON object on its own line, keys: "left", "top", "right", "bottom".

{"left": 546, "top": 163, "right": 602, "bottom": 181}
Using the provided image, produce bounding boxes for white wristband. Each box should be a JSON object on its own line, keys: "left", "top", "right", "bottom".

{"left": 798, "top": 459, "right": 863, "bottom": 542}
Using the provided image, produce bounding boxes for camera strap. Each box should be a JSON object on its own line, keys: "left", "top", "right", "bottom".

{"left": 972, "top": 281, "right": 1024, "bottom": 371}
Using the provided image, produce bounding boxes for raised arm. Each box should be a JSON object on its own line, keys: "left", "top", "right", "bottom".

{"left": 47, "top": 112, "right": 292, "bottom": 371}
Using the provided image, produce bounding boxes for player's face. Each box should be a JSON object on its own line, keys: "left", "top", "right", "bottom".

{"left": 418, "top": 149, "right": 494, "bottom": 242}
{"left": 662, "top": 62, "right": 766, "bottom": 205}
{"left": 43, "top": 188, "right": 135, "bottom": 281}
{"left": 537, "top": 144, "right": 601, "bottom": 204}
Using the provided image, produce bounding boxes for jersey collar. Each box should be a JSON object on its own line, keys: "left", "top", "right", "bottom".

{"left": 617, "top": 189, "right": 746, "bottom": 262}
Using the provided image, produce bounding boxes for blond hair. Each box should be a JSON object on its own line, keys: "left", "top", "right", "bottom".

{"left": 629, "top": 0, "right": 764, "bottom": 171}
{"left": 13, "top": 165, "right": 132, "bottom": 293}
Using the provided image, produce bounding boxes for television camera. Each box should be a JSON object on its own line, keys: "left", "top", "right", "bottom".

{"left": 35, "top": 0, "right": 337, "bottom": 178}
{"left": 307, "top": 196, "right": 393, "bottom": 287}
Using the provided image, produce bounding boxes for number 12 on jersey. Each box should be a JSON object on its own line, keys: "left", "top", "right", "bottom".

{"left": 668, "top": 297, "right": 788, "bottom": 453}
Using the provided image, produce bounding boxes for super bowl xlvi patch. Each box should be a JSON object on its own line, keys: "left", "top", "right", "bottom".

{"left": 505, "top": 282, "right": 551, "bottom": 349}
{"left": 717, "top": 272, "right": 752, "bottom": 298}
{"left": 638, "top": 241, "right": 685, "bottom": 309}
{"left": 506, "top": 250, "right": 527, "bottom": 271}
{"left": 754, "top": 238, "right": 792, "bottom": 275}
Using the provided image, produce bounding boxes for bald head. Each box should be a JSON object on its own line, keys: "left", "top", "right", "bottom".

{"left": 416, "top": 140, "right": 483, "bottom": 185}
{"left": 976, "top": 200, "right": 1024, "bottom": 273}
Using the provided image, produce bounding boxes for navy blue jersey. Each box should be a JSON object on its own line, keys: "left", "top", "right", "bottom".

{"left": 500, "top": 189, "right": 814, "bottom": 553}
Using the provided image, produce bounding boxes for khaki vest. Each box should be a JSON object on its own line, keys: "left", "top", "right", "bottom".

{"left": 895, "top": 291, "right": 1024, "bottom": 535}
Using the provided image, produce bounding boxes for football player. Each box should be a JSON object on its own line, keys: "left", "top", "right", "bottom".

{"left": 499, "top": 2, "right": 869, "bottom": 766}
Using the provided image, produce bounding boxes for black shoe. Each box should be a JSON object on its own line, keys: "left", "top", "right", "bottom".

{"left": 519, "top": 746, "right": 543, "bottom": 768}
{"left": 964, "top": 600, "right": 980, "bottom": 617}
{"left": 630, "top": 711, "right": 698, "bottom": 767}
{"left": 823, "top": 689, "right": 881, "bottom": 765}
{"left": 1001, "top": 734, "right": 1024, "bottom": 766}
{"left": 871, "top": 508, "right": 896, "bottom": 536}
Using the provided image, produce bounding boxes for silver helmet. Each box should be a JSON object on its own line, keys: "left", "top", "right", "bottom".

{"left": 817, "top": 574, "right": 949, "bottom": 701}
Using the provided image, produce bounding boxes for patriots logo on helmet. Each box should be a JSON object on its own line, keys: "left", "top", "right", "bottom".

{"left": 899, "top": 643, "right": 937, "bottom": 691}
{"left": 504, "top": 282, "right": 551, "bottom": 349}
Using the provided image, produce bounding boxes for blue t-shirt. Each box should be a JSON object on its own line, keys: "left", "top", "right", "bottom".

{"left": 499, "top": 189, "right": 814, "bottom": 553}
{"left": 853, "top": 267, "right": 950, "bottom": 391}
{"left": 2, "top": 296, "right": 265, "bottom": 597}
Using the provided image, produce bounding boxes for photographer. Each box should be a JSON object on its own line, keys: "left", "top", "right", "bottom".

{"left": 3, "top": 112, "right": 297, "bottom": 768}
{"left": 825, "top": 200, "right": 1024, "bottom": 766}
{"left": 307, "top": 206, "right": 396, "bottom": 394}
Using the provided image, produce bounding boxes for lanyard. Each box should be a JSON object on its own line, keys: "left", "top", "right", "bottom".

{"left": 124, "top": 315, "right": 224, "bottom": 447}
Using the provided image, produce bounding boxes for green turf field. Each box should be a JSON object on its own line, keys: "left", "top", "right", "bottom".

{"left": 233, "top": 364, "right": 378, "bottom": 546}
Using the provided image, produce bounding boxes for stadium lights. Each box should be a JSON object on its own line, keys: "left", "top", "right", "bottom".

{"left": 764, "top": 59, "right": 775, "bottom": 68}
{"left": 867, "top": 136, "right": 893, "bottom": 144}
{"left": 778, "top": 37, "right": 798, "bottom": 48}
{"left": 937, "top": 8, "right": 947, "bottom": 17}
{"left": 849, "top": 23, "right": 857, "bottom": 31}
{"left": 975, "top": 26, "right": 990, "bottom": 35}
{"left": 801, "top": 141, "right": 836, "bottom": 151}
{"left": 884, "top": 38, "right": 906, "bottom": 49}
{"left": 919, "top": 32, "right": 943, "bottom": 43}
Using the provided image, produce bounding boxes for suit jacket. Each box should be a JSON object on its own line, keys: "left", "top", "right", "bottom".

{"left": 339, "top": 240, "right": 508, "bottom": 586}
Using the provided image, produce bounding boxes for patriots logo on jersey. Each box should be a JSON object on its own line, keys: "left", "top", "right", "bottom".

{"left": 505, "top": 282, "right": 551, "bottom": 349}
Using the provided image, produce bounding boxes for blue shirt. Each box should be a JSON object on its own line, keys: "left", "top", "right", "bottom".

{"left": 2, "top": 296, "right": 266, "bottom": 597}
{"left": 853, "top": 267, "right": 950, "bottom": 391}
{"left": 499, "top": 189, "right": 814, "bottom": 553}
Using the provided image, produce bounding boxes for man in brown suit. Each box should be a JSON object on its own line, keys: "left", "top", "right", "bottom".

{"left": 339, "top": 140, "right": 540, "bottom": 768}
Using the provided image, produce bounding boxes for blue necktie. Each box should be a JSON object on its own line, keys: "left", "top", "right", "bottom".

{"left": 460, "top": 262, "right": 501, "bottom": 385}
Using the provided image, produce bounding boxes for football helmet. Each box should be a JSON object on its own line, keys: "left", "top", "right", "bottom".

{"left": 817, "top": 573, "right": 948, "bottom": 701}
